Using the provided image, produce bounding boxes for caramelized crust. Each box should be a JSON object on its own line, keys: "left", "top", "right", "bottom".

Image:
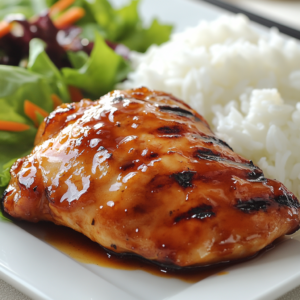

{"left": 3, "top": 87, "right": 300, "bottom": 267}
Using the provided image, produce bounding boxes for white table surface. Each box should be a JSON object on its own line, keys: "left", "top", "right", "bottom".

{"left": 1, "top": 1, "right": 300, "bottom": 299}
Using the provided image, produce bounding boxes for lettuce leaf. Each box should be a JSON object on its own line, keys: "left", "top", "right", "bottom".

{"left": 84, "top": 0, "right": 172, "bottom": 52}
{"left": 62, "top": 33, "right": 131, "bottom": 98}
{"left": 28, "top": 38, "right": 71, "bottom": 103}
{"left": 121, "top": 18, "right": 173, "bottom": 53}
{"left": 0, "top": 65, "right": 53, "bottom": 121}
{"left": 85, "top": 0, "right": 140, "bottom": 42}
{"left": 56, "top": 0, "right": 173, "bottom": 52}
{"left": 0, "top": 66, "right": 52, "bottom": 168}
{"left": 67, "top": 51, "right": 89, "bottom": 69}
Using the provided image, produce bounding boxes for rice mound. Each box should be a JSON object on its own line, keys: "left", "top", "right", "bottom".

{"left": 121, "top": 15, "right": 300, "bottom": 198}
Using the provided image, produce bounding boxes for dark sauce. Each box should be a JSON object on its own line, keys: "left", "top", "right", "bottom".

{"left": 16, "top": 221, "right": 233, "bottom": 283}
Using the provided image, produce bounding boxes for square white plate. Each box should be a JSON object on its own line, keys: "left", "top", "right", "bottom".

{"left": 1, "top": 1, "right": 300, "bottom": 299}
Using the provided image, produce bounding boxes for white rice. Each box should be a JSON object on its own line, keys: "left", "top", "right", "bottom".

{"left": 120, "top": 15, "right": 300, "bottom": 199}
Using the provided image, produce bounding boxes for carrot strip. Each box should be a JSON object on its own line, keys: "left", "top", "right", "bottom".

{"left": 53, "top": 7, "right": 85, "bottom": 29}
{"left": 0, "top": 120, "right": 30, "bottom": 132}
{"left": 0, "top": 21, "right": 13, "bottom": 39}
{"left": 51, "top": 94, "right": 63, "bottom": 109}
{"left": 24, "top": 100, "right": 49, "bottom": 127}
{"left": 49, "top": 0, "right": 76, "bottom": 17}
{"left": 68, "top": 85, "right": 83, "bottom": 102}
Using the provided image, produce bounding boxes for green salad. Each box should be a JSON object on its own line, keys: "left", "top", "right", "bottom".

{"left": 0, "top": 0, "right": 172, "bottom": 210}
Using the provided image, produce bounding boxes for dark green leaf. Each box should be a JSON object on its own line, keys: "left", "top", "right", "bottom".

{"left": 83, "top": 0, "right": 172, "bottom": 52}
{"left": 62, "top": 32, "right": 131, "bottom": 98}
{"left": 80, "top": 23, "right": 107, "bottom": 41}
{"left": 121, "top": 19, "right": 173, "bottom": 52}
{"left": 67, "top": 50, "right": 89, "bottom": 69}
{"left": 85, "top": 0, "right": 139, "bottom": 41}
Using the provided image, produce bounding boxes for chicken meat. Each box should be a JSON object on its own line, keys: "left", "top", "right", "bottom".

{"left": 3, "top": 87, "right": 300, "bottom": 267}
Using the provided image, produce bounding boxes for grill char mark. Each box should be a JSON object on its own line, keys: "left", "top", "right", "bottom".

{"left": 275, "top": 192, "right": 300, "bottom": 208}
{"left": 159, "top": 105, "right": 201, "bottom": 122}
{"left": 192, "top": 134, "right": 234, "bottom": 151}
{"left": 194, "top": 148, "right": 221, "bottom": 161}
{"left": 171, "top": 171, "right": 196, "bottom": 188}
{"left": 247, "top": 168, "right": 265, "bottom": 182}
{"left": 157, "top": 126, "right": 182, "bottom": 134}
{"left": 235, "top": 198, "right": 271, "bottom": 213}
{"left": 194, "top": 149, "right": 266, "bottom": 182}
{"left": 174, "top": 205, "right": 215, "bottom": 223}
{"left": 236, "top": 192, "right": 300, "bottom": 213}
{"left": 208, "top": 136, "right": 233, "bottom": 151}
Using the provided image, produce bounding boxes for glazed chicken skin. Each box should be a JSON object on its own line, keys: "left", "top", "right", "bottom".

{"left": 3, "top": 87, "right": 300, "bottom": 267}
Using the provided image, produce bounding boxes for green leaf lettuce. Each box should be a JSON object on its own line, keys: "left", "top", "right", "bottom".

{"left": 65, "top": 0, "right": 173, "bottom": 52}
{"left": 62, "top": 32, "right": 131, "bottom": 98}
{"left": 28, "top": 38, "right": 71, "bottom": 103}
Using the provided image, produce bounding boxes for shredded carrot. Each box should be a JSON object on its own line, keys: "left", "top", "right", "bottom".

{"left": 53, "top": 7, "right": 85, "bottom": 29}
{"left": 49, "top": 0, "right": 76, "bottom": 17}
{"left": 24, "top": 100, "right": 49, "bottom": 127}
{"left": 0, "top": 21, "right": 13, "bottom": 39}
{"left": 0, "top": 120, "right": 30, "bottom": 132}
{"left": 51, "top": 94, "right": 63, "bottom": 109}
{"left": 68, "top": 85, "right": 83, "bottom": 102}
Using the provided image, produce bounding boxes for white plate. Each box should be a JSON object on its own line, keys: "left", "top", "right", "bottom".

{"left": 1, "top": 0, "right": 300, "bottom": 299}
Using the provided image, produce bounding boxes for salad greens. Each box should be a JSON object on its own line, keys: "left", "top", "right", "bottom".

{"left": 0, "top": 0, "right": 173, "bottom": 213}
{"left": 62, "top": 32, "right": 131, "bottom": 97}
{"left": 74, "top": 0, "right": 173, "bottom": 52}
{"left": 0, "top": 0, "right": 172, "bottom": 52}
{"left": 28, "top": 38, "right": 71, "bottom": 103}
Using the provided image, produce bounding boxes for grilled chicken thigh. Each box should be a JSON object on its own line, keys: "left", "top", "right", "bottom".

{"left": 3, "top": 87, "right": 300, "bottom": 267}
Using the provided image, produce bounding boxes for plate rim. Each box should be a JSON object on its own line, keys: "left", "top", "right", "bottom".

{"left": 199, "top": 0, "right": 300, "bottom": 39}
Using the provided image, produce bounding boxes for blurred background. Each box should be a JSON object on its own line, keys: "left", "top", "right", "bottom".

{"left": 223, "top": 0, "right": 300, "bottom": 30}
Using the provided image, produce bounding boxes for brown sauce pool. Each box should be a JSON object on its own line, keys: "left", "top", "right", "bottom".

{"left": 17, "top": 221, "right": 232, "bottom": 283}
